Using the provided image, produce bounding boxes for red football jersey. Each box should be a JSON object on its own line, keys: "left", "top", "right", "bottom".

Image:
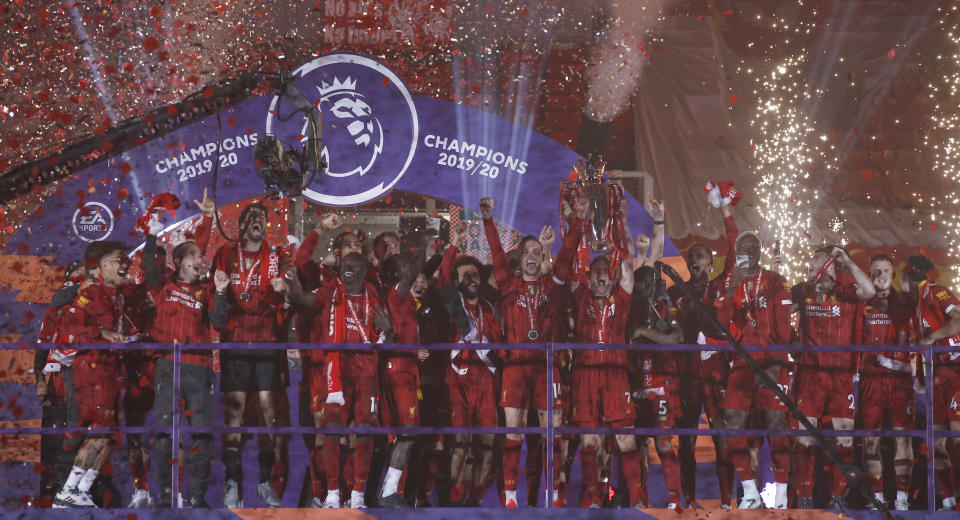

{"left": 386, "top": 284, "right": 420, "bottom": 345}
{"left": 913, "top": 281, "right": 960, "bottom": 364}
{"left": 484, "top": 218, "right": 568, "bottom": 354}
{"left": 716, "top": 268, "right": 792, "bottom": 366}
{"left": 212, "top": 242, "right": 287, "bottom": 342}
{"left": 149, "top": 280, "right": 217, "bottom": 344}
{"left": 313, "top": 280, "right": 383, "bottom": 375}
{"left": 574, "top": 285, "right": 632, "bottom": 366}
{"left": 858, "top": 291, "right": 913, "bottom": 375}
{"left": 794, "top": 282, "right": 859, "bottom": 369}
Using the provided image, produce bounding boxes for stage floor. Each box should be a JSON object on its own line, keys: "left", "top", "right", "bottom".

{"left": 1, "top": 508, "right": 956, "bottom": 519}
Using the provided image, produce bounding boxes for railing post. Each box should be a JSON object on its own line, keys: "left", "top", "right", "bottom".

{"left": 546, "top": 343, "right": 554, "bottom": 508}
{"left": 926, "top": 345, "right": 935, "bottom": 512}
{"left": 172, "top": 341, "right": 181, "bottom": 510}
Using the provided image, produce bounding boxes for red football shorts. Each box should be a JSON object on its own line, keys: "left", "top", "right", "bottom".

{"left": 795, "top": 368, "right": 856, "bottom": 420}
{"left": 382, "top": 356, "right": 421, "bottom": 427}
{"left": 859, "top": 374, "right": 913, "bottom": 429}
{"left": 447, "top": 364, "right": 498, "bottom": 427}
{"left": 306, "top": 358, "right": 327, "bottom": 415}
{"left": 500, "top": 363, "right": 561, "bottom": 411}
{"left": 933, "top": 365, "right": 960, "bottom": 426}
{"left": 636, "top": 377, "right": 681, "bottom": 429}
{"left": 320, "top": 370, "right": 379, "bottom": 426}
{"left": 571, "top": 367, "right": 635, "bottom": 428}
{"left": 72, "top": 357, "right": 121, "bottom": 428}
{"left": 722, "top": 365, "right": 790, "bottom": 413}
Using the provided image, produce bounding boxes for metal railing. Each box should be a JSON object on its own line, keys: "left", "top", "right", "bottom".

{"left": 1, "top": 341, "right": 953, "bottom": 512}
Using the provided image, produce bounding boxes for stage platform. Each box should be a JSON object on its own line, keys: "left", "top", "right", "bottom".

{"left": 1, "top": 508, "right": 956, "bottom": 519}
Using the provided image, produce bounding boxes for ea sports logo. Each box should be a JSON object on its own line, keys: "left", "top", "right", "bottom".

{"left": 72, "top": 201, "right": 115, "bottom": 242}
{"left": 265, "top": 54, "right": 418, "bottom": 206}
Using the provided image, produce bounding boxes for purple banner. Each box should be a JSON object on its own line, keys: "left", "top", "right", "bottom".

{"left": 5, "top": 53, "right": 677, "bottom": 266}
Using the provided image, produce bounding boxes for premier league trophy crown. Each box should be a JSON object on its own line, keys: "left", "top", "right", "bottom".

{"left": 559, "top": 154, "right": 626, "bottom": 255}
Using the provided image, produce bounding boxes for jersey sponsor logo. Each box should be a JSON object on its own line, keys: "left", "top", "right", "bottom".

{"left": 72, "top": 201, "right": 115, "bottom": 242}
{"left": 265, "top": 54, "right": 418, "bottom": 206}
{"left": 805, "top": 302, "right": 841, "bottom": 317}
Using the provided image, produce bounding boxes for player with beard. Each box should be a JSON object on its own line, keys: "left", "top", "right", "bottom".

{"left": 857, "top": 255, "right": 914, "bottom": 511}
{"left": 376, "top": 250, "right": 427, "bottom": 507}
{"left": 210, "top": 203, "right": 291, "bottom": 508}
{"left": 906, "top": 254, "right": 960, "bottom": 512}
{"left": 141, "top": 216, "right": 231, "bottom": 508}
{"left": 312, "top": 252, "right": 393, "bottom": 508}
{"left": 53, "top": 241, "right": 133, "bottom": 508}
{"left": 792, "top": 246, "right": 875, "bottom": 509}
{"left": 672, "top": 205, "right": 738, "bottom": 509}
{"left": 715, "top": 231, "right": 793, "bottom": 510}
{"left": 557, "top": 195, "right": 646, "bottom": 509}
{"left": 437, "top": 221, "right": 503, "bottom": 506}
{"left": 478, "top": 197, "right": 577, "bottom": 508}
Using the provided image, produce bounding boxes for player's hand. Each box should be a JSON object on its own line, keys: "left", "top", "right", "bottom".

{"left": 101, "top": 330, "right": 124, "bottom": 343}
{"left": 770, "top": 254, "right": 784, "bottom": 274}
{"left": 214, "top": 269, "right": 230, "bottom": 292}
{"left": 636, "top": 234, "right": 650, "bottom": 253}
{"left": 479, "top": 198, "right": 494, "bottom": 220}
{"left": 270, "top": 277, "right": 288, "bottom": 294}
{"left": 539, "top": 225, "right": 556, "bottom": 248}
{"left": 450, "top": 222, "right": 467, "bottom": 249}
{"left": 726, "top": 264, "right": 751, "bottom": 297}
{"left": 561, "top": 199, "right": 573, "bottom": 219}
{"left": 648, "top": 195, "right": 665, "bottom": 221}
{"left": 316, "top": 213, "right": 343, "bottom": 233}
{"left": 193, "top": 188, "right": 215, "bottom": 218}
{"left": 36, "top": 378, "right": 51, "bottom": 406}
{"left": 371, "top": 306, "right": 393, "bottom": 336}
{"left": 146, "top": 212, "right": 164, "bottom": 236}
{"left": 831, "top": 247, "right": 851, "bottom": 267}
{"left": 418, "top": 349, "right": 430, "bottom": 361}
{"left": 573, "top": 193, "right": 589, "bottom": 220}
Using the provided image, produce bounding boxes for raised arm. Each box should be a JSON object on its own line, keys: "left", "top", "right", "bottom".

{"left": 718, "top": 205, "right": 738, "bottom": 276}
{"left": 209, "top": 270, "right": 231, "bottom": 331}
{"left": 192, "top": 188, "right": 215, "bottom": 255}
{"left": 619, "top": 198, "right": 637, "bottom": 260}
{"left": 142, "top": 234, "right": 166, "bottom": 288}
{"left": 619, "top": 253, "right": 634, "bottom": 295}
{"left": 554, "top": 194, "right": 588, "bottom": 282}
{"left": 833, "top": 247, "right": 875, "bottom": 301}
{"left": 437, "top": 221, "right": 466, "bottom": 288}
{"left": 643, "top": 197, "right": 665, "bottom": 268}
{"left": 480, "top": 197, "right": 512, "bottom": 288}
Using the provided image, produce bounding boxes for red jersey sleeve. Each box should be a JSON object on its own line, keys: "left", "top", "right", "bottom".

{"left": 835, "top": 283, "right": 862, "bottom": 303}
{"left": 718, "top": 215, "right": 739, "bottom": 277}
{"left": 437, "top": 243, "right": 460, "bottom": 288}
{"left": 194, "top": 215, "right": 213, "bottom": 255}
{"left": 932, "top": 285, "right": 960, "bottom": 317}
{"left": 554, "top": 218, "right": 585, "bottom": 282}
{"left": 483, "top": 218, "right": 513, "bottom": 290}
{"left": 769, "top": 273, "right": 793, "bottom": 345}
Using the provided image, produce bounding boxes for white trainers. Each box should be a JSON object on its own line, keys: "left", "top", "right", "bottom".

{"left": 350, "top": 490, "right": 366, "bottom": 508}
{"left": 54, "top": 488, "right": 96, "bottom": 508}
{"left": 739, "top": 496, "right": 765, "bottom": 509}
{"left": 257, "top": 481, "right": 282, "bottom": 507}
{"left": 311, "top": 496, "right": 324, "bottom": 508}
{"left": 178, "top": 492, "right": 184, "bottom": 508}
{"left": 127, "top": 488, "right": 154, "bottom": 508}
{"left": 223, "top": 479, "right": 243, "bottom": 508}
{"left": 323, "top": 490, "right": 341, "bottom": 508}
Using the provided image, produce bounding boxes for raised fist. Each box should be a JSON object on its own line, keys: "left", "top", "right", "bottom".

{"left": 193, "top": 188, "right": 215, "bottom": 218}
{"left": 479, "top": 198, "right": 494, "bottom": 220}
{"left": 450, "top": 221, "right": 468, "bottom": 248}
{"left": 214, "top": 269, "right": 230, "bottom": 292}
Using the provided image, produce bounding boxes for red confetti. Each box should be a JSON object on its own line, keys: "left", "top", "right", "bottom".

{"left": 119, "top": 162, "right": 133, "bottom": 174}
{"left": 142, "top": 37, "right": 160, "bottom": 52}
{"left": 728, "top": 94, "right": 738, "bottom": 104}
{"left": 226, "top": 117, "right": 236, "bottom": 126}
{"left": 888, "top": 48, "right": 896, "bottom": 59}
{"left": 17, "top": 242, "right": 29, "bottom": 253}
{"left": 117, "top": 188, "right": 129, "bottom": 200}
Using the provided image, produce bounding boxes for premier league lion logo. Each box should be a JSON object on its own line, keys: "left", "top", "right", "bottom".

{"left": 265, "top": 54, "right": 418, "bottom": 207}
{"left": 313, "top": 76, "right": 384, "bottom": 178}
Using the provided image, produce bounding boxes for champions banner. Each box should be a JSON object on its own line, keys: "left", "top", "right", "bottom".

{"left": 3, "top": 54, "right": 677, "bottom": 312}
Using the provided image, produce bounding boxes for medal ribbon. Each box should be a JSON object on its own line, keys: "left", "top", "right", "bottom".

{"left": 594, "top": 297, "right": 614, "bottom": 344}
{"left": 521, "top": 282, "right": 542, "bottom": 340}
{"left": 236, "top": 242, "right": 262, "bottom": 298}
